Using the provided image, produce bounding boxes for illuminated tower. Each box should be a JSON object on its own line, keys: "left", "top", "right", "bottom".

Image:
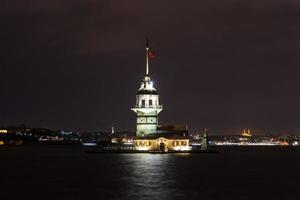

{"left": 111, "top": 124, "right": 115, "bottom": 134}
{"left": 131, "top": 40, "right": 163, "bottom": 136}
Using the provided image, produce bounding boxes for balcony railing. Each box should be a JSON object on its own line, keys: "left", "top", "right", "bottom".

{"left": 133, "top": 105, "right": 163, "bottom": 109}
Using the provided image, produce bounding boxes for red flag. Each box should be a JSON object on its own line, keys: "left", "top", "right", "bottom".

{"left": 148, "top": 50, "right": 156, "bottom": 58}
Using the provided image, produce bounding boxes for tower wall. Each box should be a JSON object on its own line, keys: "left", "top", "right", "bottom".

{"left": 135, "top": 109, "right": 159, "bottom": 136}
{"left": 132, "top": 86, "right": 162, "bottom": 136}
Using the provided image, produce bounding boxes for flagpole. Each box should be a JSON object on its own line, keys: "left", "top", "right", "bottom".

{"left": 146, "top": 38, "right": 149, "bottom": 76}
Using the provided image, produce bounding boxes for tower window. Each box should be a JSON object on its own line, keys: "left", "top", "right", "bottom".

{"left": 149, "top": 100, "right": 153, "bottom": 106}
{"left": 141, "top": 100, "right": 145, "bottom": 107}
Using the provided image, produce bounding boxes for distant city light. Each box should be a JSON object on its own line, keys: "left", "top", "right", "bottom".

{"left": 0, "top": 130, "right": 8, "bottom": 133}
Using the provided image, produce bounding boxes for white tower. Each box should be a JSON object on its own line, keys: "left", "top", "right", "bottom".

{"left": 131, "top": 40, "right": 163, "bottom": 137}
{"left": 111, "top": 124, "right": 115, "bottom": 134}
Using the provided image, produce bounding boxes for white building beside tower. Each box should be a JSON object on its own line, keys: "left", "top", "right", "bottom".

{"left": 131, "top": 41, "right": 163, "bottom": 137}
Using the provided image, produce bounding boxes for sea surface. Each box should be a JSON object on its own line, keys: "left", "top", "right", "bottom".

{"left": 0, "top": 145, "right": 299, "bottom": 200}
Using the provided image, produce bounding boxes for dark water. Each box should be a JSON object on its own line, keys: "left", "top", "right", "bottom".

{"left": 0, "top": 145, "right": 300, "bottom": 200}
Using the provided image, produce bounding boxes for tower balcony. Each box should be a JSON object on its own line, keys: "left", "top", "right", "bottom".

{"left": 133, "top": 105, "right": 163, "bottom": 109}
{"left": 131, "top": 105, "right": 163, "bottom": 114}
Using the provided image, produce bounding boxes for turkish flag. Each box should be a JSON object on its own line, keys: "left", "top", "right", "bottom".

{"left": 148, "top": 50, "right": 156, "bottom": 58}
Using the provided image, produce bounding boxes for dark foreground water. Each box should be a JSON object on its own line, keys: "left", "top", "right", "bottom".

{"left": 0, "top": 145, "right": 300, "bottom": 200}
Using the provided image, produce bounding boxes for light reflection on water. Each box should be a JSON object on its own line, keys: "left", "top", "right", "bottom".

{"left": 2, "top": 146, "right": 300, "bottom": 200}
{"left": 121, "top": 153, "right": 191, "bottom": 200}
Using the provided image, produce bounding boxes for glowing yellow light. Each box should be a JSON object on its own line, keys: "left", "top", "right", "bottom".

{"left": 136, "top": 146, "right": 151, "bottom": 151}
{"left": 0, "top": 130, "right": 8, "bottom": 134}
{"left": 241, "top": 129, "right": 252, "bottom": 137}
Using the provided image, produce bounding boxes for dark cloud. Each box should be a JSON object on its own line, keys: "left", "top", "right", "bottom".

{"left": 1, "top": 0, "right": 300, "bottom": 134}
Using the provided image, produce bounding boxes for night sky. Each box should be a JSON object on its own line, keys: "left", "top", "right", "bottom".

{"left": 1, "top": 0, "right": 300, "bottom": 134}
